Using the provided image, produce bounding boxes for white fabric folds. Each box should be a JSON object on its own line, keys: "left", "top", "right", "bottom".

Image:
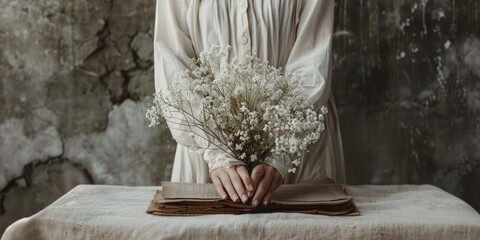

{"left": 153, "top": 0, "right": 346, "bottom": 184}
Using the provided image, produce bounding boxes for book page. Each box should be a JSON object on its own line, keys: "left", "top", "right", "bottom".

{"left": 161, "top": 181, "right": 352, "bottom": 203}
{"left": 272, "top": 183, "right": 352, "bottom": 204}
{"left": 162, "top": 181, "right": 220, "bottom": 199}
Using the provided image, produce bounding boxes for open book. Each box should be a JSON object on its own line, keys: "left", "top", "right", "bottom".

{"left": 146, "top": 181, "right": 359, "bottom": 216}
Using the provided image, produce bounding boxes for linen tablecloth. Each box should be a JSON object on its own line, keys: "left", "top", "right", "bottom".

{"left": 3, "top": 184, "right": 480, "bottom": 239}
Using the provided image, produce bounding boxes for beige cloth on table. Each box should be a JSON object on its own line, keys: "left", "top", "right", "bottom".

{"left": 154, "top": 0, "right": 346, "bottom": 184}
{"left": 3, "top": 184, "right": 480, "bottom": 239}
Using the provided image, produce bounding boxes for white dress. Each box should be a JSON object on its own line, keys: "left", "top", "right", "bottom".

{"left": 153, "top": 0, "right": 346, "bottom": 184}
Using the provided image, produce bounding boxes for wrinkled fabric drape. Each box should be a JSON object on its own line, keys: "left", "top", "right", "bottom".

{"left": 153, "top": 0, "right": 346, "bottom": 184}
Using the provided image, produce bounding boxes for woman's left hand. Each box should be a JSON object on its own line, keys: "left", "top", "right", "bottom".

{"left": 250, "top": 163, "right": 283, "bottom": 207}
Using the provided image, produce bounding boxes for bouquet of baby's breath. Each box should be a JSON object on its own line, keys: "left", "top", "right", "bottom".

{"left": 147, "top": 45, "right": 327, "bottom": 173}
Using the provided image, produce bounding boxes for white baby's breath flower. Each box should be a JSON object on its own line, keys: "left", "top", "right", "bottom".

{"left": 145, "top": 45, "right": 327, "bottom": 173}
{"left": 292, "top": 159, "right": 301, "bottom": 166}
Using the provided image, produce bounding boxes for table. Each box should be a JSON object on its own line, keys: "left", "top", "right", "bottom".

{"left": 2, "top": 184, "right": 480, "bottom": 239}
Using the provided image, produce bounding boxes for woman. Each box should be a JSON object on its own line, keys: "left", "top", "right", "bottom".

{"left": 153, "top": 0, "right": 345, "bottom": 207}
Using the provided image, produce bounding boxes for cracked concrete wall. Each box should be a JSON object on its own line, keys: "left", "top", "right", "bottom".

{"left": 0, "top": 0, "right": 176, "bottom": 234}
{"left": 0, "top": 0, "right": 479, "bottom": 235}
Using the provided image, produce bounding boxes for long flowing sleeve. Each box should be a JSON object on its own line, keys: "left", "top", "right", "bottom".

{"left": 154, "top": 0, "right": 196, "bottom": 95}
{"left": 286, "top": 0, "right": 333, "bottom": 105}
{"left": 154, "top": 0, "right": 198, "bottom": 146}
{"left": 264, "top": 0, "right": 335, "bottom": 178}
{"left": 154, "top": 0, "right": 244, "bottom": 171}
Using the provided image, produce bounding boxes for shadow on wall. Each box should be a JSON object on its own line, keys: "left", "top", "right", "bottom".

{"left": 0, "top": 0, "right": 479, "bottom": 235}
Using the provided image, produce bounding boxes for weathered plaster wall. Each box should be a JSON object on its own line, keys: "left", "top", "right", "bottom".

{"left": 0, "top": 0, "right": 176, "bottom": 233}
{"left": 0, "top": 0, "right": 478, "bottom": 234}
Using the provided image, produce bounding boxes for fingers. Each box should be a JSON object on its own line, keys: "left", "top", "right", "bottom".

{"left": 236, "top": 165, "right": 254, "bottom": 193}
{"left": 251, "top": 165, "right": 265, "bottom": 190}
{"left": 210, "top": 165, "right": 281, "bottom": 206}
{"left": 210, "top": 166, "right": 252, "bottom": 204}
{"left": 227, "top": 167, "right": 249, "bottom": 203}
{"left": 262, "top": 172, "right": 283, "bottom": 205}
{"left": 251, "top": 164, "right": 284, "bottom": 207}
{"left": 252, "top": 166, "right": 273, "bottom": 207}
{"left": 211, "top": 175, "right": 228, "bottom": 200}
{"left": 211, "top": 168, "right": 239, "bottom": 202}
{"left": 218, "top": 171, "right": 240, "bottom": 202}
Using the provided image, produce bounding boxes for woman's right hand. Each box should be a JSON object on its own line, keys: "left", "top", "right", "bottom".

{"left": 210, "top": 165, "right": 254, "bottom": 204}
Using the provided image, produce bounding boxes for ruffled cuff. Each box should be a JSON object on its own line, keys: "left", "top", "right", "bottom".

{"left": 203, "top": 148, "right": 245, "bottom": 173}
